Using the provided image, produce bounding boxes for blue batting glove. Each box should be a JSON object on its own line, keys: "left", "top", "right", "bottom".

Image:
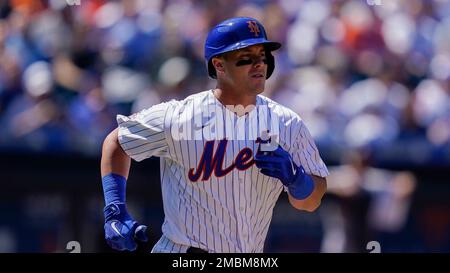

{"left": 103, "top": 202, "right": 148, "bottom": 251}
{"left": 254, "top": 145, "right": 315, "bottom": 200}
{"left": 102, "top": 173, "right": 148, "bottom": 251}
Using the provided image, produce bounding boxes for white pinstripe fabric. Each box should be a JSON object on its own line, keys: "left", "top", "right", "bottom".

{"left": 151, "top": 234, "right": 191, "bottom": 253}
{"left": 117, "top": 90, "right": 329, "bottom": 253}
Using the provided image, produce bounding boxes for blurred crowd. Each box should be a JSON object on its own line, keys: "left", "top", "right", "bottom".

{"left": 320, "top": 148, "right": 419, "bottom": 252}
{"left": 0, "top": 0, "right": 449, "bottom": 164}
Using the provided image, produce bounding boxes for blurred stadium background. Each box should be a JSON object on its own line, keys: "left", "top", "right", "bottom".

{"left": 0, "top": 0, "right": 449, "bottom": 253}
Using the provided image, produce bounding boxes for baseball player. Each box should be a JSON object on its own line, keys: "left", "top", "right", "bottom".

{"left": 100, "top": 17, "right": 329, "bottom": 253}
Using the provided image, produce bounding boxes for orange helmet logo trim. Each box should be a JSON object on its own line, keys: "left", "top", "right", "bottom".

{"left": 247, "top": 21, "right": 260, "bottom": 37}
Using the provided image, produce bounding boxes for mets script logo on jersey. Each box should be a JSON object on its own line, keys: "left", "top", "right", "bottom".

{"left": 188, "top": 138, "right": 272, "bottom": 182}
{"left": 188, "top": 139, "right": 252, "bottom": 182}
{"left": 247, "top": 21, "right": 260, "bottom": 37}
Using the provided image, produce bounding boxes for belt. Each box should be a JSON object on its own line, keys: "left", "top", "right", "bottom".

{"left": 186, "top": 246, "right": 208, "bottom": 253}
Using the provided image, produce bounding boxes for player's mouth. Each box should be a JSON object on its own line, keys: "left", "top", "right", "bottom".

{"left": 250, "top": 73, "right": 265, "bottom": 79}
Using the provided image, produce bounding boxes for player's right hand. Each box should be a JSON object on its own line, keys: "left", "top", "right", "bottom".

{"left": 103, "top": 202, "right": 148, "bottom": 251}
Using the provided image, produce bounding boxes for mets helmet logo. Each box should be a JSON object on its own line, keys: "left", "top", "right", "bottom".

{"left": 247, "top": 21, "right": 260, "bottom": 37}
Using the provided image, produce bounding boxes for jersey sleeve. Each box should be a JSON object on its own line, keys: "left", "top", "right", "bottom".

{"left": 116, "top": 102, "right": 173, "bottom": 162}
{"left": 292, "top": 122, "right": 329, "bottom": 178}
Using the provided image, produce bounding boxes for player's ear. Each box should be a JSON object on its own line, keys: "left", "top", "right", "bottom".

{"left": 212, "top": 56, "right": 225, "bottom": 74}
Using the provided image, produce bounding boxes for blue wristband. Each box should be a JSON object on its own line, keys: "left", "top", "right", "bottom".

{"left": 102, "top": 173, "right": 127, "bottom": 205}
{"left": 288, "top": 167, "right": 315, "bottom": 200}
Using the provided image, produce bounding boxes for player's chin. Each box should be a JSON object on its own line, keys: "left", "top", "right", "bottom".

{"left": 248, "top": 78, "right": 266, "bottom": 93}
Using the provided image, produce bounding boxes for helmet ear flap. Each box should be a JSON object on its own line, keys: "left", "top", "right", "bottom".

{"left": 265, "top": 50, "right": 275, "bottom": 79}
{"left": 208, "top": 60, "right": 217, "bottom": 79}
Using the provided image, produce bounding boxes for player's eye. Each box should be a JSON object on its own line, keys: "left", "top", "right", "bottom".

{"left": 236, "top": 59, "right": 253, "bottom": 66}
{"left": 235, "top": 56, "right": 267, "bottom": 66}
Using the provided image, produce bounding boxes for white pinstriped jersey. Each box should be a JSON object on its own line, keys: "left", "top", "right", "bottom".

{"left": 117, "top": 90, "right": 329, "bottom": 253}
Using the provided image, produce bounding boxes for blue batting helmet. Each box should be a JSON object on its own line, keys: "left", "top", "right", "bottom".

{"left": 204, "top": 17, "right": 282, "bottom": 79}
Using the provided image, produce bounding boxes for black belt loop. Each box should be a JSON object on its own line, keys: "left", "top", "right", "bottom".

{"left": 186, "top": 246, "right": 208, "bottom": 253}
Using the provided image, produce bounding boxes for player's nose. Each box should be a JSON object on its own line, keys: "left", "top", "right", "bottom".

{"left": 252, "top": 57, "right": 266, "bottom": 67}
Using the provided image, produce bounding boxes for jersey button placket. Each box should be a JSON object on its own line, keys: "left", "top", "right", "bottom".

{"left": 238, "top": 171, "right": 248, "bottom": 250}
{"left": 233, "top": 146, "right": 246, "bottom": 251}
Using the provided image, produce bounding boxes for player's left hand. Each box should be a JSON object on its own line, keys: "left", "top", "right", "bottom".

{"left": 103, "top": 202, "right": 148, "bottom": 251}
{"left": 254, "top": 145, "right": 315, "bottom": 200}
